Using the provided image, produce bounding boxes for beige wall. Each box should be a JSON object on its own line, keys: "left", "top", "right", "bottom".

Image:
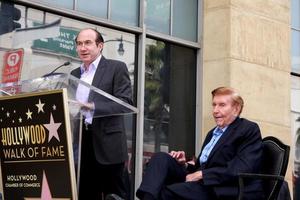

{"left": 202, "top": 0, "right": 292, "bottom": 189}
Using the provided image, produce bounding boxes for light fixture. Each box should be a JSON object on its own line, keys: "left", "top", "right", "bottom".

{"left": 104, "top": 35, "right": 125, "bottom": 56}
{"left": 117, "top": 36, "right": 124, "bottom": 56}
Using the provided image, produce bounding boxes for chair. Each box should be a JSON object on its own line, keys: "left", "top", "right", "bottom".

{"left": 238, "top": 136, "right": 290, "bottom": 200}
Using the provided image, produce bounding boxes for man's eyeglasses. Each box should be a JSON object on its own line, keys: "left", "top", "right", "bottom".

{"left": 76, "top": 40, "right": 95, "bottom": 48}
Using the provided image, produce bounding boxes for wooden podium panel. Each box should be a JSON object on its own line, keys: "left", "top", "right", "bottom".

{"left": 0, "top": 89, "right": 77, "bottom": 200}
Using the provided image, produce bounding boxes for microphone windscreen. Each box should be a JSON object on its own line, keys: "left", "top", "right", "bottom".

{"left": 64, "top": 61, "right": 71, "bottom": 66}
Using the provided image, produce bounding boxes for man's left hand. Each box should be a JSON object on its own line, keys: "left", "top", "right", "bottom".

{"left": 186, "top": 171, "right": 202, "bottom": 182}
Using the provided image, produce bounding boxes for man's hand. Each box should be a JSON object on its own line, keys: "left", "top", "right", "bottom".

{"left": 186, "top": 171, "right": 202, "bottom": 182}
{"left": 68, "top": 100, "right": 94, "bottom": 111}
{"left": 80, "top": 102, "right": 94, "bottom": 111}
{"left": 169, "top": 151, "right": 186, "bottom": 165}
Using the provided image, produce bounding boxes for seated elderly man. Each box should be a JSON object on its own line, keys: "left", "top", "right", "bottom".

{"left": 136, "top": 86, "right": 264, "bottom": 200}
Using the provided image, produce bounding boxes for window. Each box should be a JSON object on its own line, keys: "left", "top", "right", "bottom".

{"left": 77, "top": 0, "right": 107, "bottom": 19}
{"left": 145, "top": 0, "right": 198, "bottom": 42}
{"left": 143, "top": 38, "right": 196, "bottom": 164}
{"left": 291, "top": 0, "right": 300, "bottom": 197}
{"left": 292, "top": 30, "right": 300, "bottom": 73}
{"left": 111, "top": 0, "right": 139, "bottom": 26}
{"left": 145, "top": 0, "right": 170, "bottom": 34}
{"left": 30, "top": 0, "right": 73, "bottom": 9}
{"left": 173, "top": 0, "right": 198, "bottom": 41}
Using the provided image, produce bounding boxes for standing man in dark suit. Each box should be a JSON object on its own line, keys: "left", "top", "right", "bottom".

{"left": 71, "top": 28, "right": 133, "bottom": 200}
{"left": 136, "top": 86, "right": 264, "bottom": 200}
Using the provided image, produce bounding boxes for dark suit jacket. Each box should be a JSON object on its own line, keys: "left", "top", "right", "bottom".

{"left": 71, "top": 56, "right": 133, "bottom": 165}
{"left": 193, "top": 117, "right": 263, "bottom": 199}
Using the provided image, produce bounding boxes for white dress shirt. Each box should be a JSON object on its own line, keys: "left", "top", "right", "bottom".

{"left": 76, "top": 55, "right": 102, "bottom": 124}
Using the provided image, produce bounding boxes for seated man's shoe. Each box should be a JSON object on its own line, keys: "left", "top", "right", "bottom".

{"left": 105, "top": 194, "right": 124, "bottom": 200}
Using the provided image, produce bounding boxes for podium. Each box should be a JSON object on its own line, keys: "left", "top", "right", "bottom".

{"left": 0, "top": 74, "right": 138, "bottom": 200}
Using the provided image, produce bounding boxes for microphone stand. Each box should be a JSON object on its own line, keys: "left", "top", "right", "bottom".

{"left": 42, "top": 61, "right": 71, "bottom": 77}
{"left": 37, "top": 61, "right": 71, "bottom": 91}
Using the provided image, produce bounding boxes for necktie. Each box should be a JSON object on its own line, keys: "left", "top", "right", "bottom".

{"left": 199, "top": 127, "right": 223, "bottom": 164}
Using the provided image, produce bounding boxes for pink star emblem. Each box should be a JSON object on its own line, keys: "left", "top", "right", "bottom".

{"left": 44, "top": 113, "right": 62, "bottom": 142}
{"left": 41, "top": 171, "right": 52, "bottom": 200}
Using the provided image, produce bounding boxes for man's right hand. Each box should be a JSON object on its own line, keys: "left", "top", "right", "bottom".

{"left": 169, "top": 151, "right": 186, "bottom": 165}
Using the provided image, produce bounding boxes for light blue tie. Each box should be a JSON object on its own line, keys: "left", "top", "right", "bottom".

{"left": 199, "top": 127, "right": 223, "bottom": 164}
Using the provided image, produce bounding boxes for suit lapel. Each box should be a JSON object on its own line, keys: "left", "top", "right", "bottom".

{"left": 71, "top": 67, "right": 81, "bottom": 78}
{"left": 206, "top": 117, "right": 241, "bottom": 163}
{"left": 88, "top": 56, "right": 107, "bottom": 100}
{"left": 91, "top": 56, "right": 107, "bottom": 87}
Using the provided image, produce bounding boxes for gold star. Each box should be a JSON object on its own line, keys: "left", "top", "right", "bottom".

{"left": 26, "top": 109, "right": 33, "bottom": 119}
{"left": 36, "top": 99, "right": 45, "bottom": 113}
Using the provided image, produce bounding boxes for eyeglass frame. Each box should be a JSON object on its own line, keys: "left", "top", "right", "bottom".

{"left": 75, "top": 40, "right": 102, "bottom": 48}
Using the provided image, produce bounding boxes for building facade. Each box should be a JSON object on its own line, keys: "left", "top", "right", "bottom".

{"left": 0, "top": 0, "right": 296, "bottom": 199}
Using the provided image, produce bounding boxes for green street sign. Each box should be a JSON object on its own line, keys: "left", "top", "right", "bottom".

{"left": 32, "top": 26, "right": 79, "bottom": 58}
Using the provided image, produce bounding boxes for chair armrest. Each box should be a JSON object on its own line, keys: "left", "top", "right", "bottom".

{"left": 237, "top": 173, "right": 285, "bottom": 200}
{"left": 239, "top": 172, "right": 285, "bottom": 181}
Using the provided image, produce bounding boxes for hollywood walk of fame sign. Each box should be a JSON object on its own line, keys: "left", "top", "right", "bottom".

{"left": 0, "top": 89, "right": 77, "bottom": 200}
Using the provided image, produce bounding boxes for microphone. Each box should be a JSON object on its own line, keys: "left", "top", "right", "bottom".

{"left": 43, "top": 61, "right": 71, "bottom": 77}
